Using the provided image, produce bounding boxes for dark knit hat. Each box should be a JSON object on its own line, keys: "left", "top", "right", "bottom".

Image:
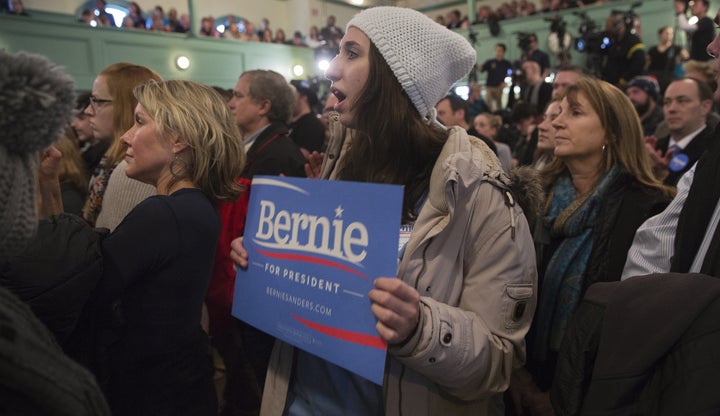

{"left": 627, "top": 75, "right": 661, "bottom": 102}
{"left": 0, "top": 50, "right": 76, "bottom": 255}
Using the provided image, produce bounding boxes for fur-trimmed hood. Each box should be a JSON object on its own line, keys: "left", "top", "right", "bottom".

{"left": 508, "top": 166, "right": 545, "bottom": 232}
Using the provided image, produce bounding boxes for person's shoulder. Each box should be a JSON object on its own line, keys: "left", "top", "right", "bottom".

{"left": 628, "top": 33, "right": 643, "bottom": 43}
{"left": 447, "top": 127, "right": 505, "bottom": 176}
{"left": 129, "top": 194, "right": 174, "bottom": 217}
{"left": 700, "top": 15, "right": 714, "bottom": 26}
{"left": 617, "top": 174, "right": 671, "bottom": 206}
{"left": 497, "top": 141, "right": 512, "bottom": 153}
{"left": 268, "top": 133, "right": 305, "bottom": 154}
{"left": 300, "top": 112, "right": 323, "bottom": 127}
{"left": 133, "top": 190, "right": 208, "bottom": 215}
{"left": 136, "top": 190, "right": 216, "bottom": 221}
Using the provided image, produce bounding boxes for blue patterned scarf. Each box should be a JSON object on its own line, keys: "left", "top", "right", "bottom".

{"left": 532, "top": 166, "right": 619, "bottom": 361}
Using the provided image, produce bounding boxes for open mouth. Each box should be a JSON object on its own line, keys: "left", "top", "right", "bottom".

{"left": 332, "top": 88, "right": 346, "bottom": 103}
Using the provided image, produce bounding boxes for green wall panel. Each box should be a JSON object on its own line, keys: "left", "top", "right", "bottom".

{"left": 0, "top": 1, "right": 682, "bottom": 90}
{"left": 0, "top": 12, "right": 315, "bottom": 91}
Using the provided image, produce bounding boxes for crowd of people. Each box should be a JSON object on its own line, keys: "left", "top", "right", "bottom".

{"left": 438, "top": 0, "right": 620, "bottom": 28}
{"left": 2, "top": 1, "right": 720, "bottom": 416}
{"left": 69, "top": 0, "right": 344, "bottom": 49}
{"left": 196, "top": 14, "right": 344, "bottom": 49}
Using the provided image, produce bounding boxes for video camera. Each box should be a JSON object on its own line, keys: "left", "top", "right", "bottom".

{"left": 611, "top": 1, "right": 643, "bottom": 34}
{"left": 544, "top": 15, "right": 566, "bottom": 35}
{"left": 572, "top": 10, "right": 610, "bottom": 54}
{"left": 517, "top": 32, "right": 534, "bottom": 53}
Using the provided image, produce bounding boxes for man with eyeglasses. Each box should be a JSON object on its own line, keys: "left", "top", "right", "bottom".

{"left": 214, "top": 69, "right": 307, "bottom": 416}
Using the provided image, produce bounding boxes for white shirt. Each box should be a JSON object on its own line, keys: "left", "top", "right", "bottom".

{"left": 622, "top": 161, "right": 720, "bottom": 279}
{"left": 669, "top": 124, "right": 706, "bottom": 150}
{"left": 621, "top": 163, "right": 695, "bottom": 279}
{"left": 677, "top": 13, "right": 699, "bottom": 33}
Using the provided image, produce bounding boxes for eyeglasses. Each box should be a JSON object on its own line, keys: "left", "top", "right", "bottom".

{"left": 89, "top": 95, "right": 113, "bottom": 110}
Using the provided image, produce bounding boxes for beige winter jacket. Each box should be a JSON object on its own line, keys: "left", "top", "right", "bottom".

{"left": 260, "top": 120, "right": 538, "bottom": 416}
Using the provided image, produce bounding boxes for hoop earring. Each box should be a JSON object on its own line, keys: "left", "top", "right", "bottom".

{"left": 169, "top": 155, "right": 184, "bottom": 178}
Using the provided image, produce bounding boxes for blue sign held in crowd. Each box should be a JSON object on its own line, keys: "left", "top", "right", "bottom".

{"left": 232, "top": 176, "right": 403, "bottom": 384}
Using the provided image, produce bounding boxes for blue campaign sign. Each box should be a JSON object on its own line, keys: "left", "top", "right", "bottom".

{"left": 232, "top": 176, "right": 403, "bottom": 385}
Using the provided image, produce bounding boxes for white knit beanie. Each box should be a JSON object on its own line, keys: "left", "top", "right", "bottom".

{"left": 0, "top": 50, "right": 76, "bottom": 256}
{"left": 347, "top": 6, "right": 476, "bottom": 122}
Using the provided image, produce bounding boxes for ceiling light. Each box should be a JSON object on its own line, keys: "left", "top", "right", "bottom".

{"left": 176, "top": 56, "right": 190, "bottom": 70}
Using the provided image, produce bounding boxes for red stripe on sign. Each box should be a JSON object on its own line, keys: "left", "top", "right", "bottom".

{"left": 292, "top": 314, "right": 386, "bottom": 350}
{"left": 257, "top": 249, "right": 369, "bottom": 280}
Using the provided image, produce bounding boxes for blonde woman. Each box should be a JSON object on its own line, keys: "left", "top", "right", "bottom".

{"left": 40, "top": 80, "right": 245, "bottom": 415}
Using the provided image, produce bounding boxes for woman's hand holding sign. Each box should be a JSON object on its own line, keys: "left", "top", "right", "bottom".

{"left": 369, "top": 277, "right": 420, "bottom": 345}
{"left": 230, "top": 237, "right": 248, "bottom": 269}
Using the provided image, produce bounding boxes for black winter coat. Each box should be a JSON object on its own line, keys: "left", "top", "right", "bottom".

{"left": 530, "top": 171, "right": 671, "bottom": 389}
{"left": 552, "top": 273, "right": 720, "bottom": 415}
{"left": 0, "top": 214, "right": 103, "bottom": 345}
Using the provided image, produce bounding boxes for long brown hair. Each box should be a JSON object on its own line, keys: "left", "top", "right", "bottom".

{"left": 100, "top": 63, "right": 162, "bottom": 167}
{"left": 543, "top": 78, "right": 673, "bottom": 198}
{"left": 336, "top": 43, "right": 448, "bottom": 222}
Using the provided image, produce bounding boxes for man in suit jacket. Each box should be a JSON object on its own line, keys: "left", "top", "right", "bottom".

{"left": 229, "top": 69, "right": 307, "bottom": 178}
{"left": 218, "top": 69, "right": 307, "bottom": 416}
{"left": 520, "top": 59, "right": 552, "bottom": 114}
{"left": 648, "top": 77, "right": 714, "bottom": 186}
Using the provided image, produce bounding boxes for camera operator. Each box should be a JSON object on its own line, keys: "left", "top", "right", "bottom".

{"left": 522, "top": 33, "right": 551, "bottom": 76}
{"left": 546, "top": 15, "right": 571, "bottom": 66}
{"left": 602, "top": 12, "right": 646, "bottom": 88}
{"left": 675, "top": 0, "right": 715, "bottom": 62}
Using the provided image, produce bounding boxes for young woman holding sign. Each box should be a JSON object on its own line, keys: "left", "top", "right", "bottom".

{"left": 232, "top": 7, "right": 538, "bottom": 414}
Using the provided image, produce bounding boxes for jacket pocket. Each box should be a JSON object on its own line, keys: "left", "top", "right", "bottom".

{"left": 504, "top": 284, "right": 533, "bottom": 330}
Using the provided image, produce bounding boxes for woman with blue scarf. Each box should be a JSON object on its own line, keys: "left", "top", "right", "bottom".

{"left": 508, "top": 77, "right": 674, "bottom": 415}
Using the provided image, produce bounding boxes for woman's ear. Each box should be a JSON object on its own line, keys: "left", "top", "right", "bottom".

{"left": 172, "top": 138, "right": 189, "bottom": 154}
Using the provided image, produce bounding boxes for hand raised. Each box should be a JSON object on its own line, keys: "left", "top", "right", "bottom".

{"left": 304, "top": 150, "right": 325, "bottom": 179}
